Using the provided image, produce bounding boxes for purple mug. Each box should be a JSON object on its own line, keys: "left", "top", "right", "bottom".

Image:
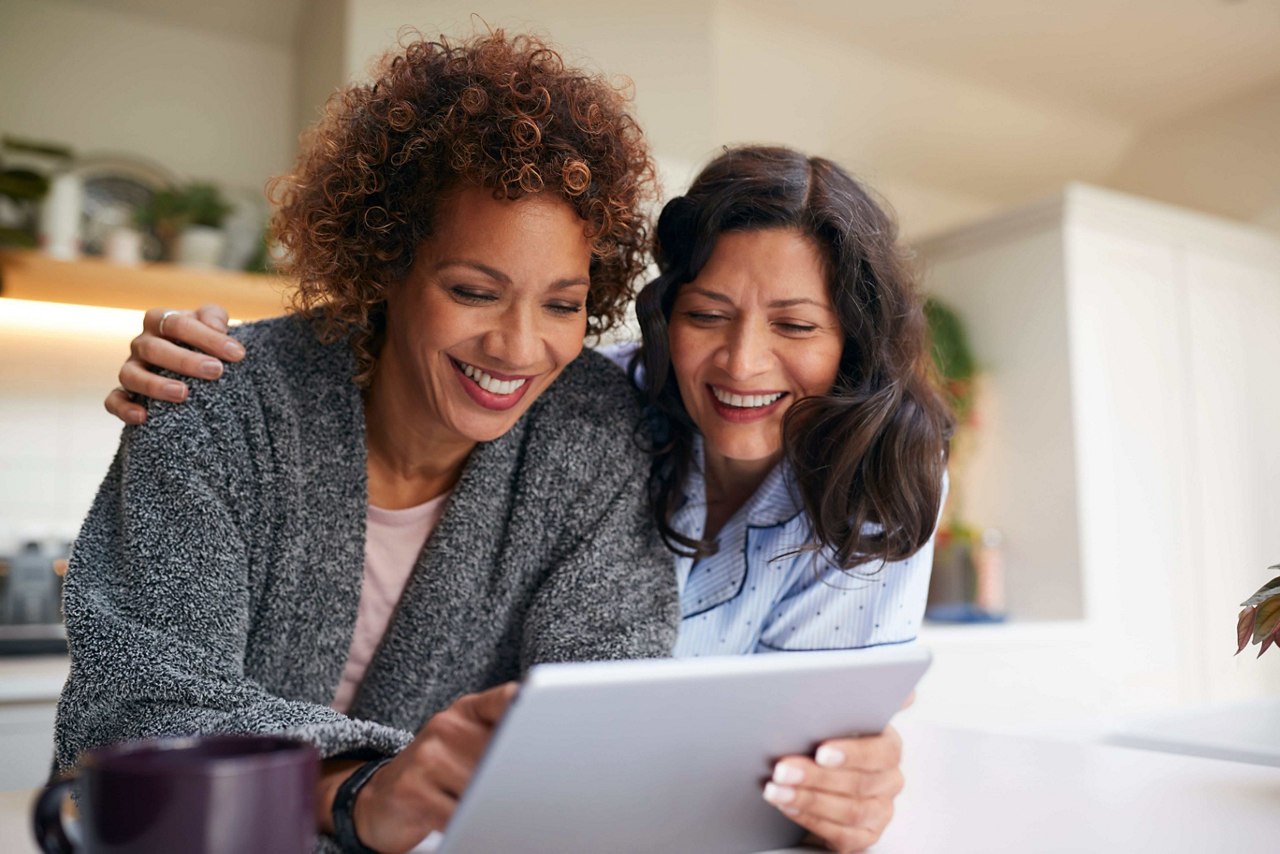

{"left": 32, "top": 734, "right": 318, "bottom": 854}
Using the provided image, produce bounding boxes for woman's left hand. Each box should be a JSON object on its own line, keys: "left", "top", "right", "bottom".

{"left": 763, "top": 725, "right": 905, "bottom": 853}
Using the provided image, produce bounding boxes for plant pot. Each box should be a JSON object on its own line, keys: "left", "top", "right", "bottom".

{"left": 176, "top": 225, "right": 226, "bottom": 269}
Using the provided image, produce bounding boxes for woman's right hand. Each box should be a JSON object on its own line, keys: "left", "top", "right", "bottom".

{"left": 105, "top": 304, "right": 245, "bottom": 425}
{"left": 351, "top": 682, "right": 518, "bottom": 852}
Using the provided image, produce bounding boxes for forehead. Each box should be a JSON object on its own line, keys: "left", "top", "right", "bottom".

{"left": 691, "top": 228, "right": 830, "bottom": 305}
{"left": 424, "top": 186, "right": 592, "bottom": 269}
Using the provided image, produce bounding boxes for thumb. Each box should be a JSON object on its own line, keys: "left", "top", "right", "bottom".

{"left": 462, "top": 681, "right": 519, "bottom": 726}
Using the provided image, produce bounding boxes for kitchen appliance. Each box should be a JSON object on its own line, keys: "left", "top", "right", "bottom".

{"left": 0, "top": 540, "right": 68, "bottom": 655}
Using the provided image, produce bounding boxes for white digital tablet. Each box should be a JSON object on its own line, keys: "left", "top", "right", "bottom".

{"left": 437, "top": 644, "right": 931, "bottom": 854}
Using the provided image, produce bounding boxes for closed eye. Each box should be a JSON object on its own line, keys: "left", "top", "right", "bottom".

{"left": 684, "top": 311, "right": 729, "bottom": 325}
{"left": 450, "top": 287, "right": 498, "bottom": 305}
{"left": 546, "top": 302, "right": 584, "bottom": 316}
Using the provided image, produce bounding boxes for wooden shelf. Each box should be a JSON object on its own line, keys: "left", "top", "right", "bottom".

{"left": 0, "top": 249, "right": 291, "bottom": 320}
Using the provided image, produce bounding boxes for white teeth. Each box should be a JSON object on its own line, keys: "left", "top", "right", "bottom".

{"left": 712, "top": 387, "right": 784, "bottom": 408}
{"left": 460, "top": 361, "right": 527, "bottom": 396}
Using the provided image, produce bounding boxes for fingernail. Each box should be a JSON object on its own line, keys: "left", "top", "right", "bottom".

{"left": 225, "top": 341, "right": 245, "bottom": 359}
{"left": 125, "top": 411, "right": 145, "bottom": 426}
{"left": 169, "top": 382, "right": 188, "bottom": 401}
{"left": 201, "top": 360, "right": 223, "bottom": 379}
{"left": 782, "top": 806, "right": 801, "bottom": 817}
{"left": 816, "top": 746, "right": 846, "bottom": 768}
{"left": 772, "top": 763, "right": 804, "bottom": 785}
{"left": 763, "top": 783, "right": 795, "bottom": 805}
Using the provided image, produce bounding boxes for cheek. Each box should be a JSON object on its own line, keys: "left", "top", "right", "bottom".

{"left": 551, "top": 317, "right": 588, "bottom": 362}
{"left": 667, "top": 325, "right": 704, "bottom": 395}
{"left": 795, "top": 341, "right": 843, "bottom": 397}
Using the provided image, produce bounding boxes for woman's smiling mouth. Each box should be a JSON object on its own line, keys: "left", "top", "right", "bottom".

{"left": 707, "top": 384, "right": 788, "bottom": 422}
{"left": 452, "top": 357, "right": 535, "bottom": 410}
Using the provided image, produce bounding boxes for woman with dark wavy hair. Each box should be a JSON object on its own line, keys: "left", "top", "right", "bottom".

{"left": 632, "top": 145, "right": 950, "bottom": 643}
{"left": 58, "top": 32, "right": 678, "bottom": 853}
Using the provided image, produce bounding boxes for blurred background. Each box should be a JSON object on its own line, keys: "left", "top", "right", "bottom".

{"left": 1, "top": 0, "right": 1277, "bottom": 787}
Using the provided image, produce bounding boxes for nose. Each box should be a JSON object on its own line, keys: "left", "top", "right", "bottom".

{"left": 719, "top": 318, "right": 772, "bottom": 380}
{"left": 481, "top": 303, "right": 540, "bottom": 369}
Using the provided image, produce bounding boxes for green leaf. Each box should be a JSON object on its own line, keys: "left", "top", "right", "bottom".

{"left": 925, "top": 298, "right": 976, "bottom": 383}
{"left": 1, "top": 134, "right": 73, "bottom": 160}
{"left": 0, "top": 168, "right": 49, "bottom": 200}
{"left": 1251, "top": 595, "right": 1280, "bottom": 646}
{"left": 1241, "top": 575, "right": 1280, "bottom": 608}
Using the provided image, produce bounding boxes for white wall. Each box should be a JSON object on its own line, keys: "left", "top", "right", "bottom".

{"left": 342, "top": 0, "right": 718, "bottom": 174}
{"left": 0, "top": 302, "right": 141, "bottom": 548}
{"left": 293, "top": 0, "right": 348, "bottom": 140}
{"left": 0, "top": 0, "right": 296, "bottom": 194}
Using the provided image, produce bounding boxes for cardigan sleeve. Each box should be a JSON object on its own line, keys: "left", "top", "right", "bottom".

{"left": 54, "top": 396, "right": 410, "bottom": 773}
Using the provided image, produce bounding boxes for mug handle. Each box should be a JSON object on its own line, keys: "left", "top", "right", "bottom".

{"left": 32, "top": 776, "right": 77, "bottom": 854}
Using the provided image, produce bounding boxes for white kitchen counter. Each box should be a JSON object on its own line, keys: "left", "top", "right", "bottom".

{"left": 4, "top": 721, "right": 1279, "bottom": 854}
{"left": 0, "top": 656, "right": 67, "bottom": 704}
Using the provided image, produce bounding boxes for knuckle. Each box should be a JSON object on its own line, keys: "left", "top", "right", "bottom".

{"left": 838, "top": 827, "right": 873, "bottom": 853}
{"left": 135, "top": 336, "right": 159, "bottom": 364}
{"left": 850, "top": 773, "right": 874, "bottom": 799}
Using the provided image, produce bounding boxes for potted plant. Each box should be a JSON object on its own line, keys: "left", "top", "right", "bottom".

{"left": 923, "top": 297, "right": 1005, "bottom": 621}
{"left": 137, "top": 181, "right": 232, "bottom": 267}
{"left": 1237, "top": 565, "right": 1280, "bottom": 657}
{"left": 0, "top": 135, "right": 74, "bottom": 249}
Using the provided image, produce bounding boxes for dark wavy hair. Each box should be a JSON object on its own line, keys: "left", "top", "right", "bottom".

{"left": 268, "top": 31, "right": 658, "bottom": 384}
{"left": 635, "top": 146, "right": 953, "bottom": 569}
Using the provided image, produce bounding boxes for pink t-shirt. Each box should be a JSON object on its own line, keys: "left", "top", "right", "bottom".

{"left": 331, "top": 492, "right": 451, "bottom": 714}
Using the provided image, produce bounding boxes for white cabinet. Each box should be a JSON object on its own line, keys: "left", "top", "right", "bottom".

{"left": 0, "top": 702, "right": 56, "bottom": 790}
{"left": 0, "top": 656, "right": 66, "bottom": 790}
{"left": 912, "top": 185, "right": 1280, "bottom": 729}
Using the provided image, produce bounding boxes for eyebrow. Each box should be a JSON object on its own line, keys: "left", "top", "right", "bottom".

{"left": 685, "top": 287, "right": 830, "bottom": 310}
{"left": 434, "top": 260, "right": 589, "bottom": 290}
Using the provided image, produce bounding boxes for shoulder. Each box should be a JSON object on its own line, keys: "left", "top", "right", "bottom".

{"left": 517, "top": 348, "right": 648, "bottom": 479}
{"left": 526, "top": 348, "right": 642, "bottom": 435}
{"left": 225, "top": 314, "right": 353, "bottom": 393}
{"left": 142, "top": 314, "right": 359, "bottom": 451}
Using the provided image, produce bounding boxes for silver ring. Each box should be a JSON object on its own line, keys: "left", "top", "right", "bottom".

{"left": 157, "top": 309, "right": 182, "bottom": 338}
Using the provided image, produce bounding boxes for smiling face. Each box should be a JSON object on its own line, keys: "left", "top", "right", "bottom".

{"left": 668, "top": 228, "right": 844, "bottom": 472}
{"left": 376, "top": 186, "right": 593, "bottom": 451}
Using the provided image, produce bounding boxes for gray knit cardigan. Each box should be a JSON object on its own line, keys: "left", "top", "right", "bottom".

{"left": 55, "top": 315, "right": 678, "bottom": 777}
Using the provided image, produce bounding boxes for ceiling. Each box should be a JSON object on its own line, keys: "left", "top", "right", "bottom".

{"left": 751, "top": 0, "right": 1280, "bottom": 125}
{"left": 64, "top": 0, "right": 1280, "bottom": 126}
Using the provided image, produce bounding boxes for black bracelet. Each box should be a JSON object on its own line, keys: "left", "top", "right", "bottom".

{"left": 332, "top": 756, "right": 393, "bottom": 853}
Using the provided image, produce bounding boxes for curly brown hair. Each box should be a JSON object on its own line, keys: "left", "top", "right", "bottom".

{"left": 268, "top": 31, "right": 658, "bottom": 384}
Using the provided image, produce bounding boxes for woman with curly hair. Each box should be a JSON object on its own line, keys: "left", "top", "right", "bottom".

{"left": 99, "top": 45, "right": 949, "bottom": 854}
{"left": 57, "top": 32, "right": 678, "bottom": 853}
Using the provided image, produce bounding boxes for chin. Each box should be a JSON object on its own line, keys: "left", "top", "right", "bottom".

{"left": 707, "top": 435, "right": 780, "bottom": 465}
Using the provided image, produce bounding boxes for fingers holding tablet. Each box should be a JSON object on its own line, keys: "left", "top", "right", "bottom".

{"left": 353, "top": 682, "right": 518, "bottom": 851}
{"left": 764, "top": 726, "right": 905, "bottom": 852}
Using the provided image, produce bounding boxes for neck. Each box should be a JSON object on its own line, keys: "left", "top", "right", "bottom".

{"left": 701, "top": 447, "right": 780, "bottom": 542}
{"left": 363, "top": 346, "right": 475, "bottom": 510}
